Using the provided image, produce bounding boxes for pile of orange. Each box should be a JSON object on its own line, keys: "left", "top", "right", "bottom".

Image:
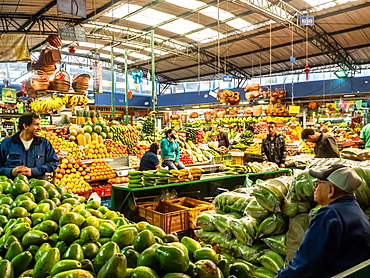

{"left": 108, "top": 176, "right": 129, "bottom": 184}
{"left": 104, "top": 140, "right": 128, "bottom": 157}
{"left": 39, "top": 131, "right": 63, "bottom": 150}
{"left": 84, "top": 160, "right": 116, "bottom": 180}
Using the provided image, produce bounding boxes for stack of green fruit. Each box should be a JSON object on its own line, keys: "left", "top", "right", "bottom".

{"left": 185, "top": 128, "right": 198, "bottom": 143}
{"left": 206, "top": 149, "right": 221, "bottom": 157}
{"left": 143, "top": 170, "right": 159, "bottom": 187}
{"left": 157, "top": 169, "right": 170, "bottom": 185}
{"left": 0, "top": 173, "right": 263, "bottom": 278}
{"left": 128, "top": 171, "right": 143, "bottom": 188}
{"left": 142, "top": 114, "right": 155, "bottom": 135}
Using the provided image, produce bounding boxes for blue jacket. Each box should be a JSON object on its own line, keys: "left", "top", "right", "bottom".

{"left": 160, "top": 138, "right": 180, "bottom": 162}
{"left": 0, "top": 132, "right": 59, "bottom": 180}
{"left": 275, "top": 196, "right": 370, "bottom": 278}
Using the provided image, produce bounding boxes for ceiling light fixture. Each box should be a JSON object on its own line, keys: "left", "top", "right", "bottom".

{"left": 334, "top": 70, "right": 348, "bottom": 78}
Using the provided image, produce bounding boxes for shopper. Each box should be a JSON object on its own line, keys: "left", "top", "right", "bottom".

{"left": 139, "top": 143, "right": 162, "bottom": 171}
{"left": 0, "top": 112, "right": 59, "bottom": 180}
{"left": 301, "top": 128, "right": 340, "bottom": 158}
{"left": 276, "top": 164, "right": 370, "bottom": 278}
{"left": 217, "top": 126, "right": 229, "bottom": 148}
{"left": 359, "top": 123, "right": 370, "bottom": 149}
{"left": 160, "top": 128, "right": 185, "bottom": 170}
{"left": 261, "top": 122, "right": 286, "bottom": 168}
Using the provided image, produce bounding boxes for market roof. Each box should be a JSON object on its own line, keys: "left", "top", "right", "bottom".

{"left": 1, "top": 0, "right": 370, "bottom": 84}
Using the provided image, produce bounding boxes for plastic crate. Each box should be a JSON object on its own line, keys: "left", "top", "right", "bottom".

{"left": 138, "top": 202, "right": 189, "bottom": 233}
{"left": 163, "top": 197, "right": 214, "bottom": 229}
{"left": 232, "top": 156, "right": 244, "bottom": 165}
{"left": 212, "top": 156, "right": 223, "bottom": 163}
{"left": 222, "top": 154, "right": 232, "bottom": 161}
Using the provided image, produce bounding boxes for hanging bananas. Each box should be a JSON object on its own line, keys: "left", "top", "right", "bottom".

{"left": 67, "top": 95, "right": 89, "bottom": 107}
{"left": 30, "top": 94, "right": 88, "bottom": 114}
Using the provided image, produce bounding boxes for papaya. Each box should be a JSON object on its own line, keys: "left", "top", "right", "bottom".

{"left": 50, "top": 259, "right": 82, "bottom": 276}
{"left": 22, "top": 230, "right": 48, "bottom": 247}
{"left": 143, "top": 224, "right": 166, "bottom": 238}
{"left": 93, "top": 241, "right": 120, "bottom": 272}
{"left": 163, "top": 274, "right": 191, "bottom": 278}
{"left": 30, "top": 186, "right": 49, "bottom": 203}
{"left": 193, "top": 248, "right": 219, "bottom": 264}
{"left": 8, "top": 181, "right": 30, "bottom": 196}
{"left": 181, "top": 237, "right": 202, "bottom": 259}
{"left": 131, "top": 266, "right": 160, "bottom": 278}
{"left": 19, "top": 269, "right": 33, "bottom": 277}
{"left": 82, "top": 243, "right": 100, "bottom": 260}
{"left": 48, "top": 232, "right": 60, "bottom": 246}
{"left": 81, "top": 259, "right": 96, "bottom": 274}
{"left": 59, "top": 212, "right": 84, "bottom": 227}
{"left": 34, "top": 248, "right": 60, "bottom": 278}
{"left": 56, "top": 241, "right": 69, "bottom": 257}
{"left": 30, "top": 213, "right": 45, "bottom": 225}
{"left": 185, "top": 262, "right": 198, "bottom": 278}
{"left": 133, "top": 230, "right": 155, "bottom": 253}
{"left": 218, "top": 258, "right": 231, "bottom": 277}
{"left": 59, "top": 224, "right": 80, "bottom": 244}
{"left": 155, "top": 245, "right": 190, "bottom": 273}
{"left": 111, "top": 226, "right": 138, "bottom": 249}
{"left": 39, "top": 199, "right": 57, "bottom": 210}
{"left": 34, "top": 220, "right": 58, "bottom": 235}
{"left": 121, "top": 246, "right": 140, "bottom": 268}
{"left": 195, "top": 260, "right": 219, "bottom": 278}
{"left": 52, "top": 269, "right": 94, "bottom": 278}
{"left": 0, "top": 259, "right": 14, "bottom": 278}
{"left": 35, "top": 242, "right": 52, "bottom": 261}
{"left": 62, "top": 243, "right": 84, "bottom": 261}
{"left": 83, "top": 216, "right": 100, "bottom": 228}
{"left": 10, "top": 222, "right": 31, "bottom": 239}
{"left": 47, "top": 187, "right": 61, "bottom": 199}
{"left": 230, "top": 262, "right": 253, "bottom": 278}
{"left": 97, "top": 222, "right": 115, "bottom": 238}
{"left": 8, "top": 207, "right": 29, "bottom": 219}
{"left": 4, "top": 240, "right": 23, "bottom": 260}
{"left": 97, "top": 253, "right": 127, "bottom": 278}
{"left": 34, "top": 203, "right": 50, "bottom": 214}
{"left": 26, "top": 245, "right": 39, "bottom": 257}
{"left": 80, "top": 226, "right": 100, "bottom": 244}
{"left": 19, "top": 200, "right": 37, "bottom": 212}
{"left": 5, "top": 235, "right": 20, "bottom": 246}
{"left": 11, "top": 251, "right": 33, "bottom": 277}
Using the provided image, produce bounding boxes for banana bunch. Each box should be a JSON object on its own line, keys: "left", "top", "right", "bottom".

{"left": 257, "top": 213, "right": 286, "bottom": 236}
{"left": 110, "top": 125, "right": 139, "bottom": 153}
{"left": 189, "top": 167, "right": 204, "bottom": 180}
{"left": 30, "top": 95, "right": 69, "bottom": 114}
{"left": 257, "top": 249, "right": 285, "bottom": 274}
{"left": 67, "top": 95, "right": 88, "bottom": 107}
{"left": 261, "top": 234, "right": 287, "bottom": 256}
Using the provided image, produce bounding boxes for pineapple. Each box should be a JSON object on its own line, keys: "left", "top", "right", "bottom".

{"left": 91, "top": 110, "right": 98, "bottom": 124}
{"left": 84, "top": 109, "right": 91, "bottom": 122}
{"left": 97, "top": 110, "right": 103, "bottom": 121}
{"left": 77, "top": 109, "right": 85, "bottom": 125}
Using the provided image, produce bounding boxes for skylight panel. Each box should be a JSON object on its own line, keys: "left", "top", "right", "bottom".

{"left": 129, "top": 52, "right": 151, "bottom": 60}
{"left": 165, "top": 0, "right": 203, "bottom": 10}
{"left": 128, "top": 9, "right": 175, "bottom": 26}
{"left": 160, "top": 18, "right": 203, "bottom": 34}
{"left": 199, "top": 6, "right": 234, "bottom": 21}
{"left": 304, "top": 0, "right": 331, "bottom": 6}
{"left": 76, "top": 42, "right": 105, "bottom": 49}
{"left": 227, "top": 18, "right": 253, "bottom": 30}
{"left": 103, "top": 3, "right": 141, "bottom": 18}
{"left": 186, "top": 29, "right": 226, "bottom": 43}
{"left": 143, "top": 48, "right": 169, "bottom": 55}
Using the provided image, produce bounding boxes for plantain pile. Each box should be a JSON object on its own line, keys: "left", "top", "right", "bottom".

{"left": 168, "top": 167, "right": 204, "bottom": 183}
{"left": 128, "top": 171, "right": 143, "bottom": 188}
{"left": 109, "top": 125, "right": 139, "bottom": 155}
{"left": 143, "top": 170, "right": 159, "bottom": 187}
{"left": 142, "top": 114, "right": 155, "bottom": 135}
{"left": 30, "top": 95, "right": 69, "bottom": 113}
{"left": 189, "top": 167, "right": 204, "bottom": 180}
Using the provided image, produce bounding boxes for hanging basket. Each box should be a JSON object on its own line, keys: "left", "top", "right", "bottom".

{"left": 30, "top": 70, "right": 50, "bottom": 91}
{"left": 72, "top": 73, "right": 90, "bottom": 94}
{"left": 53, "top": 70, "right": 70, "bottom": 92}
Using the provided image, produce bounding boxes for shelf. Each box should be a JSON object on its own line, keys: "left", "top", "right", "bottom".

{"left": 0, "top": 114, "right": 22, "bottom": 118}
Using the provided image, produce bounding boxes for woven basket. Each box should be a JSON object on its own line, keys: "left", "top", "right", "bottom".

{"left": 72, "top": 73, "right": 90, "bottom": 94}
{"left": 30, "top": 70, "right": 49, "bottom": 91}
{"left": 54, "top": 70, "right": 70, "bottom": 92}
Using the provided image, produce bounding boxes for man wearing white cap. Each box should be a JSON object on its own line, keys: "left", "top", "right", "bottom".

{"left": 276, "top": 164, "right": 370, "bottom": 278}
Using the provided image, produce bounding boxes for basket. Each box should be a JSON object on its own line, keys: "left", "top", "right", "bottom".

{"left": 30, "top": 70, "right": 49, "bottom": 91}
{"left": 72, "top": 73, "right": 90, "bottom": 94}
{"left": 138, "top": 202, "right": 188, "bottom": 233}
{"left": 54, "top": 70, "right": 70, "bottom": 92}
{"left": 163, "top": 197, "right": 214, "bottom": 229}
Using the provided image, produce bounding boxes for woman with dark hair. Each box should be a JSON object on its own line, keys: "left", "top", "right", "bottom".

{"left": 139, "top": 143, "right": 162, "bottom": 171}
{"left": 160, "top": 128, "right": 185, "bottom": 170}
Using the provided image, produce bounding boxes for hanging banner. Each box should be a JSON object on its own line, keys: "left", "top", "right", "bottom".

{"left": 300, "top": 16, "right": 315, "bottom": 25}
{"left": 0, "top": 34, "right": 30, "bottom": 62}
{"left": 57, "top": 0, "right": 86, "bottom": 18}
{"left": 288, "top": 105, "right": 300, "bottom": 114}
{"left": 2, "top": 88, "right": 16, "bottom": 103}
{"left": 91, "top": 52, "right": 102, "bottom": 93}
{"left": 58, "top": 25, "right": 87, "bottom": 42}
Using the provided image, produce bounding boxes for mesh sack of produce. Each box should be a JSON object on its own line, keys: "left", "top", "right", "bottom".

{"left": 257, "top": 213, "right": 287, "bottom": 237}
{"left": 230, "top": 216, "right": 257, "bottom": 246}
{"left": 213, "top": 191, "right": 252, "bottom": 213}
{"left": 261, "top": 234, "right": 287, "bottom": 256}
{"left": 195, "top": 229, "right": 219, "bottom": 243}
{"left": 285, "top": 213, "right": 310, "bottom": 262}
{"left": 244, "top": 197, "right": 270, "bottom": 219}
{"left": 252, "top": 184, "right": 283, "bottom": 213}
{"left": 196, "top": 211, "right": 216, "bottom": 231}
{"left": 213, "top": 213, "right": 240, "bottom": 240}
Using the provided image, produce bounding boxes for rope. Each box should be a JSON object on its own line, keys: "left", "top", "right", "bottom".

{"left": 269, "top": 20, "right": 272, "bottom": 91}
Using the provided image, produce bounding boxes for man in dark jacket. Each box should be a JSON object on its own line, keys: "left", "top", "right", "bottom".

{"left": 217, "top": 126, "right": 229, "bottom": 148}
{"left": 275, "top": 165, "right": 370, "bottom": 278}
{"left": 261, "top": 122, "right": 286, "bottom": 167}
{"left": 0, "top": 112, "right": 59, "bottom": 180}
{"left": 301, "top": 128, "right": 340, "bottom": 158}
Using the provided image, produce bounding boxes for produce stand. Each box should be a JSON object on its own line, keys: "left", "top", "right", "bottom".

{"left": 111, "top": 168, "right": 291, "bottom": 219}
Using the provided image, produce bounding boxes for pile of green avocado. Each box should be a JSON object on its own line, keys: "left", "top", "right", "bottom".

{"left": 0, "top": 174, "right": 252, "bottom": 278}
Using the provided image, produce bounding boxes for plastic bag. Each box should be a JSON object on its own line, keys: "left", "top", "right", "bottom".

{"left": 245, "top": 197, "right": 270, "bottom": 219}
{"left": 262, "top": 234, "right": 287, "bottom": 256}
{"left": 87, "top": 192, "right": 101, "bottom": 204}
{"left": 196, "top": 211, "right": 216, "bottom": 231}
{"left": 230, "top": 217, "right": 257, "bottom": 246}
{"left": 285, "top": 213, "right": 310, "bottom": 262}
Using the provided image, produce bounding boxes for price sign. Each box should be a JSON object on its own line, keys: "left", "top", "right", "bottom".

{"left": 289, "top": 105, "right": 300, "bottom": 114}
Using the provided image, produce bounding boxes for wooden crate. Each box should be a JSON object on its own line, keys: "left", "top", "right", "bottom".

{"left": 164, "top": 197, "right": 214, "bottom": 229}
{"left": 138, "top": 202, "right": 188, "bottom": 233}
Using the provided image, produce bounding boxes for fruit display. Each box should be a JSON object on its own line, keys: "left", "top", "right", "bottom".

{"left": 223, "top": 162, "right": 279, "bottom": 175}
{"left": 184, "top": 128, "right": 198, "bottom": 143}
{"left": 142, "top": 113, "right": 155, "bottom": 135}
{"left": 108, "top": 177, "right": 129, "bottom": 184}
{"left": 83, "top": 141, "right": 110, "bottom": 160}
{"left": 109, "top": 125, "right": 139, "bottom": 154}
{"left": 177, "top": 138, "right": 209, "bottom": 163}
{"left": 129, "top": 156, "right": 140, "bottom": 168}
{"left": 67, "top": 95, "right": 89, "bottom": 107}
{"left": 128, "top": 171, "right": 143, "bottom": 188}
{"left": 180, "top": 152, "right": 194, "bottom": 165}
{"left": 104, "top": 140, "right": 128, "bottom": 157}
{"left": 30, "top": 95, "right": 69, "bottom": 114}
{"left": 245, "top": 142, "right": 262, "bottom": 155}
{"left": 135, "top": 143, "right": 150, "bottom": 159}
{"left": 39, "top": 131, "right": 63, "bottom": 150}
{"left": 238, "top": 130, "right": 254, "bottom": 144}
{"left": 85, "top": 160, "right": 116, "bottom": 180}
{"left": 168, "top": 167, "right": 204, "bottom": 183}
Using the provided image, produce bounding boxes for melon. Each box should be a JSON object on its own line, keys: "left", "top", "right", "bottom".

{"left": 84, "top": 121, "right": 93, "bottom": 126}
{"left": 107, "top": 133, "right": 113, "bottom": 139}
{"left": 83, "top": 125, "right": 93, "bottom": 134}
{"left": 70, "top": 129, "right": 78, "bottom": 136}
{"left": 100, "top": 132, "right": 107, "bottom": 139}
{"left": 77, "top": 128, "right": 84, "bottom": 134}
{"left": 93, "top": 125, "right": 103, "bottom": 134}
{"left": 69, "top": 135, "right": 76, "bottom": 141}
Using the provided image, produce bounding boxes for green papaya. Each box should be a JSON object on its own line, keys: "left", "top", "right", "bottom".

{"left": 34, "top": 220, "right": 58, "bottom": 235}
{"left": 19, "top": 269, "right": 33, "bottom": 277}
{"left": 185, "top": 262, "right": 198, "bottom": 278}
{"left": 218, "top": 258, "right": 230, "bottom": 277}
{"left": 97, "top": 222, "right": 115, "bottom": 238}
{"left": 80, "top": 226, "right": 100, "bottom": 244}
{"left": 230, "top": 262, "right": 253, "bottom": 278}
{"left": 155, "top": 245, "right": 190, "bottom": 273}
{"left": 11, "top": 251, "right": 33, "bottom": 277}
{"left": 252, "top": 266, "right": 276, "bottom": 278}
{"left": 131, "top": 266, "right": 160, "bottom": 278}
{"left": 26, "top": 245, "right": 39, "bottom": 257}
{"left": 59, "top": 223, "right": 80, "bottom": 244}
{"left": 193, "top": 248, "right": 219, "bottom": 264}
{"left": 43, "top": 207, "right": 66, "bottom": 223}
{"left": 82, "top": 243, "right": 100, "bottom": 260}
{"left": 195, "top": 260, "right": 219, "bottom": 278}
{"left": 97, "top": 253, "right": 127, "bottom": 278}
{"left": 5, "top": 240, "right": 23, "bottom": 260}
{"left": 22, "top": 230, "right": 48, "bottom": 247}
{"left": 33, "top": 203, "right": 50, "bottom": 214}
{"left": 50, "top": 259, "right": 82, "bottom": 276}
{"left": 35, "top": 242, "right": 52, "bottom": 261}
{"left": 30, "top": 213, "right": 45, "bottom": 226}
{"left": 30, "top": 186, "right": 49, "bottom": 203}
{"left": 51, "top": 269, "right": 94, "bottom": 278}
{"left": 81, "top": 259, "right": 96, "bottom": 274}
{"left": 93, "top": 241, "right": 120, "bottom": 272}
{"left": 62, "top": 243, "right": 84, "bottom": 261}
{"left": 181, "top": 236, "right": 202, "bottom": 259}
{"left": 121, "top": 246, "right": 140, "bottom": 268}
{"left": 10, "top": 222, "right": 31, "bottom": 239}
{"left": 56, "top": 241, "right": 69, "bottom": 257}
{"left": 0, "top": 259, "right": 14, "bottom": 278}
{"left": 33, "top": 248, "right": 60, "bottom": 278}
{"left": 8, "top": 207, "right": 29, "bottom": 219}
{"left": 111, "top": 227, "right": 138, "bottom": 249}
{"left": 163, "top": 274, "right": 191, "bottom": 278}
{"left": 143, "top": 224, "right": 166, "bottom": 238}
{"left": 137, "top": 243, "right": 161, "bottom": 273}
{"left": 133, "top": 230, "right": 155, "bottom": 253}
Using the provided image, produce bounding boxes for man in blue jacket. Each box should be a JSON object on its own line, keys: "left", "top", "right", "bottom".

{"left": 0, "top": 112, "right": 59, "bottom": 180}
{"left": 276, "top": 164, "right": 370, "bottom": 278}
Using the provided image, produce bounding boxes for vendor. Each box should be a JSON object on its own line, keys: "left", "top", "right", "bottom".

{"left": 261, "top": 122, "right": 286, "bottom": 168}
{"left": 301, "top": 128, "right": 340, "bottom": 158}
{"left": 160, "top": 129, "right": 185, "bottom": 170}
{"left": 0, "top": 112, "right": 59, "bottom": 179}
{"left": 139, "top": 143, "right": 162, "bottom": 171}
{"left": 217, "top": 126, "right": 229, "bottom": 148}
